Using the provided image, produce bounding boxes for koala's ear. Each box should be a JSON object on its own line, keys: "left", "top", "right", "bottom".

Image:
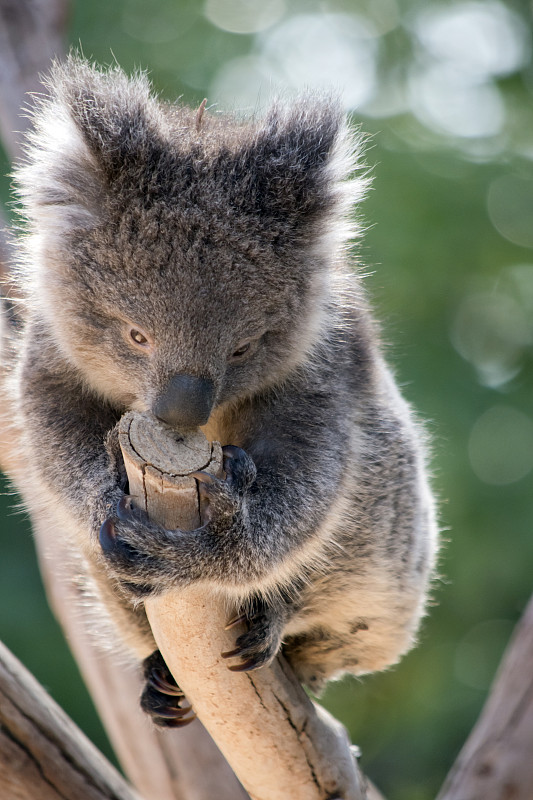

{"left": 228, "top": 97, "right": 368, "bottom": 241}
{"left": 14, "top": 56, "right": 162, "bottom": 234}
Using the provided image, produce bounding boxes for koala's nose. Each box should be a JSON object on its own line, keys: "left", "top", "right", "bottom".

{"left": 153, "top": 374, "right": 215, "bottom": 430}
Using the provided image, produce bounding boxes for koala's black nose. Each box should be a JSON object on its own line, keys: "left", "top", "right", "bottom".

{"left": 153, "top": 374, "right": 215, "bottom": 430}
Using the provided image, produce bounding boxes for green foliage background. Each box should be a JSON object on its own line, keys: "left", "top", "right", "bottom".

{"left": 1, "top": 1, "right": 533, "bottom": 798}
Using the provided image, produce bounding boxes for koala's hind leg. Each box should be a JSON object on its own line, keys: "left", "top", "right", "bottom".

{"left": 140, "top": 650, "right": 196, "bottom": 727}
{"left": 283, "top": 629, "right": 354, "bottom": 695}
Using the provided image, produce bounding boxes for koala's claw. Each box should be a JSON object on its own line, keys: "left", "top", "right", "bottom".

{"left": 224, "top": 613, "right": 248, "bottom": 630}
{"left": 228, "top": 658, "right": 262, "bottom": 673}
{"left": 116, "top": 494, "right": 148, "bottom": 523}
{"left": 221, "top": 445, "right": 256, "bottom": 492}
{"left": 221, "top": 609, "right": 282, "bottom": 672}
{"left": 148, "top": 670, "right": 184, "bottom": 697}
{"left": 99, "top": 516, "right": 140, "bottom": 562}
{"left": 192, "top": 470, "right": 216, "bottom": 485}
{"left": 141, "top": 650, "right": 196, "bottom": 728}
{"left": 221, "top": 646, "right": 263, "bottom": 673}
{"left": 99, "top": 501, "right": 168, "bottom": 596}
{"left": 99, "top": 518, "right": 116, "bottom": 549}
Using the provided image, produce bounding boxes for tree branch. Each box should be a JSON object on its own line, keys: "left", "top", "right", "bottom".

{"left": 32, "top": 511, "right": 250, "bottom": 800}
{"left": 0, "top": 639, "right": 142, "bottom": 800}
{"left": 437, "top": 592, "right": 533, "bottom": 800}
{"left": 119, "top": 411, "right": 368, "bottom": 800}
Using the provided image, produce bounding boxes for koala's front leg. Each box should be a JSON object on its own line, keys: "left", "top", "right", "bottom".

{"left": 100, "top": 446, "right": 302, "bottom": 672}
{"left": 18, "top": 346, "right": 126, "bottom": 544}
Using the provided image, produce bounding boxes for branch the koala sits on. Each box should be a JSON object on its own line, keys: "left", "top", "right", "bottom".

{"left": 1, "top": 57, "right": 438, "bottom": 727}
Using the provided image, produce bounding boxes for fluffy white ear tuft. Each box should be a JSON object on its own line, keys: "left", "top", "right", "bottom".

{"left": 320, "top": 119, "right": 372, "bottom": 255}
{"left": 15, "top": 88, "right": 102, "bottom": 238}
{"left": 13, "top": 55, "right": 163, "bottom": 240}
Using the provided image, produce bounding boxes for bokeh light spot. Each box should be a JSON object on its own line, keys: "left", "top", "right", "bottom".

{"left": 468, "top": 405, "right": 533, "bottom": 485}
{"left": 454, "top": 619, "right": 515, "bottom": 691}
{"left": 487, "top": 175, "right": 533, "bottom": 249}
{"left": 259, "top": 13, "right": 379, "bottom": 110}
{"left": 412, "top": 1, "right": 530, "bottom": 81}
{"left": 450, "top": 289, "right": 531, "bottom": 388}
{"left": 204, "top": 0, "right": 285, "bottom": 35}
{"left": 408, "top": 65, "right": 504, "bottom": 139}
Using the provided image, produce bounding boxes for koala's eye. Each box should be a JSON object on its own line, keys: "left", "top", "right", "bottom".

{"left": 131, "top": 329, "right": 147, "bottom": 345}
{"left": 229, "top": 341, "right": 251, "bottom": 361}
{"left": 129, "top": 327, "right": 151, "bottom": 349}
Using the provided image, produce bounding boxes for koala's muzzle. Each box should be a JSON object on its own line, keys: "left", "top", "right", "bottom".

{"left": 153, "top": 374, "right": 215, "bottom": 430}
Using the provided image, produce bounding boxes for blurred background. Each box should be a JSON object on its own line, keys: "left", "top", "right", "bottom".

{"left": 1, "top": 1, "right": 532, "bottom": 798}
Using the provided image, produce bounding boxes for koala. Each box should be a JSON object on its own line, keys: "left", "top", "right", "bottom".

{"left": 0, "top": 57, "right": 438, "bottom": 727}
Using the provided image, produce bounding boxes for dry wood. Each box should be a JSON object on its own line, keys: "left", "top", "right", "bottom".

{"left": 0, "top": 639, "right": 142, "bottom": 800}
{"left": 436, "top": 592, "right": 533, "bottom": 800}
{"left": 0, "top": 0, "right": 69, "bottom": 160}
{"left": 119, "top": 410, "right": 367, "bottom": 800}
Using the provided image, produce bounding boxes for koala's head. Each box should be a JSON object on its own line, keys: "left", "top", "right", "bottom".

{"left": 15, "top": 57, "right": 368, "bottom": 428}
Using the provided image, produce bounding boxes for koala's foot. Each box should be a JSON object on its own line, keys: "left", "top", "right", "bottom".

{"left": 140, "top": 650, "right": 195, "bottom": 727}
{"left": 221, "top": 599, "right": 284, "bottom": 672}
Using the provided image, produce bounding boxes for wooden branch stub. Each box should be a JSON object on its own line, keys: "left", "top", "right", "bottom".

{"left": 119, "top": 411, "right": 222, "bottom": 531}
{"left": 118, "top": 411, "right": 366, "bottom": 800}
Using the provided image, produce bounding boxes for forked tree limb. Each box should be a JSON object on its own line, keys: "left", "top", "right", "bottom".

{"left": 0, "top": 639, "right": 142, "bottom": 800}
{"left": 436, "top": 591, "right": 533, "bottom": 800}
{"left": 119, "top": 411, "right": 368, "bottom": 800}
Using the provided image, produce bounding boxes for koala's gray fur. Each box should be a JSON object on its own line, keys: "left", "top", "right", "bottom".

{"left": 0, "top": 57, "right": 437, "bottom": 696}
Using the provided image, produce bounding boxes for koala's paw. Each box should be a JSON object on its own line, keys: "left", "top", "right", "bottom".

{"left": 99, "top": 496, "right": 186, "bottom": 597}
{"left": 193, "top": 445, "right": 256, "bottom": 534}
{"left": 98, "top": 445, "right": 256, "bottom": 597}
{"left": 221, "top": 604, "right": 283, "bottom": 672}
{"left": 140, "top": 650, "right": 195, "bottom": 727}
